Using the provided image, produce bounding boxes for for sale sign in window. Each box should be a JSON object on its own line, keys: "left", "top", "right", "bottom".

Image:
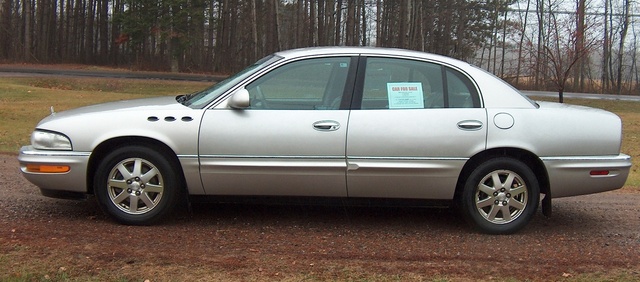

{"left": 387, "top": 82, "right": 424, "bottom": 109}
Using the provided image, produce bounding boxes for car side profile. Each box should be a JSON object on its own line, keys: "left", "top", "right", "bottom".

{"left": 18, "top": 47, "right": 631, "bottom": 234}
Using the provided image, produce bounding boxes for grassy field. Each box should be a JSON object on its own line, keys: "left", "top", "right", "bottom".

{"left": 0, "top": 76, "right": 638, "bottom": 188}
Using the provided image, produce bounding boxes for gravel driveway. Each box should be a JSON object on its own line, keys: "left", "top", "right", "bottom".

{"left": 1, "top": 153, "right": 639, "bottom": 281}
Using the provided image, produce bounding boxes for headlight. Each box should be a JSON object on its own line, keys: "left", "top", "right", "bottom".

{"left": 31, "top": 130, "right": 72, "bottom": 150}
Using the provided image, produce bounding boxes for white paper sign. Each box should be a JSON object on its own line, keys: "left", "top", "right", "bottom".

{"left": 387, "top": 82, "right": 424, "bottom": 109}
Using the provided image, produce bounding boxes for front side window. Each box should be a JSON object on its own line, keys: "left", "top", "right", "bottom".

{"left": 361, "top": 57, "right": 479, "bottom": 109}
{"left": 246, "top": 57, "right": 351, "bottom": 110}
{"left": 183, "top": 55, "right": 281, "bottom": 108}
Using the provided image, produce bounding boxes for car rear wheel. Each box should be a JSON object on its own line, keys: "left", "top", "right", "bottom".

{"left": 94, "top": 145, "right": 180, "bottom": 225}
{"left": 461, "top": 158, "right": 539, "bottom": 234}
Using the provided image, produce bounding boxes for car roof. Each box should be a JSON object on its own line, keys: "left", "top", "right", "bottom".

{"left": 274, "top": 46, "right": 472, "bottom": 69}
{"left": 273, "top": 47, "right": 536, "bottom": 109}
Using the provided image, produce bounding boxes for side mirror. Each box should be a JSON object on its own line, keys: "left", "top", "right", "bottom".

{"left": 227, "top": 89, "right": 250, "bottom": 109}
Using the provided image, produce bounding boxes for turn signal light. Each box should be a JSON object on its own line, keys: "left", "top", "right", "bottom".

{"left": 590, "top": 170, "right": 609, "bottom": 176}
{"left": 26, "top": 164, "right": 70, "bottom": 173}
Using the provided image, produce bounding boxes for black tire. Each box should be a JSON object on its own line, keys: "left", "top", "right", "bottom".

{"left": 94, "top": 145, "right": 181, "bottom": 225}
{"left": 460, "top": 157, "right": 540, "bottom": 234}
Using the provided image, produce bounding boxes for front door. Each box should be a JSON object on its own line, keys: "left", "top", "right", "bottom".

{"left": 198, "top": 56, "right": 356, "bottom": 197}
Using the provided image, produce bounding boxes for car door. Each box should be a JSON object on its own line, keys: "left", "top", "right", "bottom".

{"left": 346, "top": 57, "right": 487, "bottom": 199}
{"left": 198, "top": 56, "right": 356, "bottom": 197}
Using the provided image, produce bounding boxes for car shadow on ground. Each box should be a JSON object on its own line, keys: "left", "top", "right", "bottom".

{"left": 10, "top": 193, "right": 619, "bottom": 237}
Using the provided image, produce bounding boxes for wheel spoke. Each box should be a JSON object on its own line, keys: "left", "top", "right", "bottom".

{"left": 503, "top": 173, "right": 516, "bottom": 189}
{"left": 476, "top": 197, "right": 494, "bottom": 208}
{"left": 140, "top": 167, "right": 159, "bottom": 184}
{"left": 108, "top": 179, "right": 128, "bottom": 190}
{"left": 129, "top": 195, "right": 139, "bottom": 212}
{"left": 509, "top": 199, "right": 526, "bottom": 210}
{"left": 116, "top": 163, "right": 133, "bottom": 179}
{"left": 144, "top": 183, "right": 163, "bottom": 194}
{"left": 478, "top": 183, "right": 495, "bottom": 195}
{"left": 140, "top": 193, "right": 155, "bottom": 208}
{"left": 491, "top": 172, "right": 502, "bottom": 189}
{"left": 132, "top": 159, "right": 143, "bottom": 177}
{"left": 112, "top": 190, "right": 129, "bottom": 204}
{"left": 510, "top": 186, "right": 527, "bottom": 197}
{"left": 487, "top": 205, "right": 500, "bottom": 221}
{"left": 500, "top": 205, "right": 512, "bottom": 221}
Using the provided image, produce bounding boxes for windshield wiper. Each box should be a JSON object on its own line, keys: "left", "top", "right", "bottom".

{"left": 176, "top": 93, "right": 193, "bottom": 104}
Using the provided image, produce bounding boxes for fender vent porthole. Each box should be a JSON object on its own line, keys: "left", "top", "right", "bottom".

{"left": 181, "top": 116, "right": 193, "bottom": 122}
{"left": 147, "top": 116, "right": 159, "bottom": 122}
{"left": 164, "top": 116, "right": 176, "bottom": 122}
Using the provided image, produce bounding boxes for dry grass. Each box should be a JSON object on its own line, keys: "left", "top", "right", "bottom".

{"left": 507, "top": 76, "right": 639, "bottom": 95}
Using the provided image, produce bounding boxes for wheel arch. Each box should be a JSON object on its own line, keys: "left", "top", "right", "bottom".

{"left": 454, "top": 147, "right": 550, "bottom": 202}
{"left": 86, "top": 136, "right": 186, "bottom": 195}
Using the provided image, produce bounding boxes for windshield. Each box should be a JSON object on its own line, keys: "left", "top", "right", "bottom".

{"left": 182, "top": 55, "right": 282, "bottom": 108}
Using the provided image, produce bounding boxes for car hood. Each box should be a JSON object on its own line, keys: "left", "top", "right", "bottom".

{"left": 38, "top": 96, "right": 187, "bottom": 124}
{"left": 33, "top": 95, "right": 203, "bottom": 153}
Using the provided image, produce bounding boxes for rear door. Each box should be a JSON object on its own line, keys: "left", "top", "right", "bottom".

{"left": 346, "top": 57, "right": 487, "bottom": 199}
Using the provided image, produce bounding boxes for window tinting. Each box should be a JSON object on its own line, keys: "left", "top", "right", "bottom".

{"left": 246, "top": 57, "right": 351, "bottom": 110}
{"left": 361, "top": 57, "right": 479, "bottom": 109}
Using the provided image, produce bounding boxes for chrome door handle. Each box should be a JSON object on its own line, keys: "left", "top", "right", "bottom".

{"left": 313, "top": 120, "right": 341, "bottom": 131}
{"left": 457, "top": 120, "right": 483, "bottom": 131}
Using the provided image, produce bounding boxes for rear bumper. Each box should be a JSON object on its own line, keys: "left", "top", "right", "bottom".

{"left": 542, "top": 154, "right": 632, "bottom": 198}
{"left": 18, "top": 146, "right": 91, "bottom": 194}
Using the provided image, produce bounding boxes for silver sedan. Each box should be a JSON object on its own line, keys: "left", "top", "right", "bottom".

{"left": 18, "top": 47, "right": 631, "bottom": 234}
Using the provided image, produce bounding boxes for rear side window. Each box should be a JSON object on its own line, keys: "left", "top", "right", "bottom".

{"left": 361, "top": 57, "right": 479, "bottom": 109}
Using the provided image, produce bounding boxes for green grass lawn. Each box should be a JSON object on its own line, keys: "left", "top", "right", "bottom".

{"left": 1, "top": 76, "right": 638, "bottom": 189}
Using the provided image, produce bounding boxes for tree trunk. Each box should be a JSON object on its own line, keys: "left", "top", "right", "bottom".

{"left": 334, "top": 0, "right": 342, "bottom": 45}
{"left": 601, "top": 0, "right": 609, "bottom": 93}
{"left": 85, "top": 0, "right": 95, "bottom": 64}
{"left": 572, "top": 0, "right": 586, "bottom": 91}
{"left": 616, "top": 0, "right": 630, "bottom": 94}
{"left": 515, "top": 0, "right": 531, "bottom": 86}
{"left": 535, "top": 0, "right": 544, "bottom": 89}
{"left": 23, "top": 0, "right": 31, "bottom": 61}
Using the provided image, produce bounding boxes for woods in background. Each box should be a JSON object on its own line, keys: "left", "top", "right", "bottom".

{"left": 0, "top": 0, "right": 638, "bottom": 94}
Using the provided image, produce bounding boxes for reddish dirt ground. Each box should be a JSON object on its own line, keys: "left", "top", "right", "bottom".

{"left": 1, "top": 153, "right": 639, "bottom": 281}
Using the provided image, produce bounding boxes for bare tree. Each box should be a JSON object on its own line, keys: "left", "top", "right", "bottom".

{"left": 601, "top": 0, "right": 610, "bottom": 93}
{"left": 616, "top": 0, "right": 631, "bottom": 94}
{"left": 572, "top": 0, "right": 586, "bottom": 91}
{"left": 514, "top": 0, "right": 532, "bottom": 86}
{"left": 542, "top": 7, "right": 597, "bottom": 103}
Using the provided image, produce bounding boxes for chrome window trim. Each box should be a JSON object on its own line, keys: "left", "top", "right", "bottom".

{"left": 207, "top": 53, "right": 360, "bottom": 110}
{"left": 356, "top": 53, "right": 484, "bottom": 108}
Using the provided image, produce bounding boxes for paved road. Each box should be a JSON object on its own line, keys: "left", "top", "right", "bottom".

{"left": 1, "top": 65, "right": 639, "bottom": 101}
{"left": 522, "top": 90, "right": 640, "bottom": 102}
{"left": 0, "top": 65, "right": 225, "bottom": 82}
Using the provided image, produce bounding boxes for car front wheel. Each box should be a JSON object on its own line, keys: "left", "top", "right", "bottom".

{"left": 461, "top": 158, "right": 540, "bottom": 234}
{"left": 94, "top": 145, "right": 180, "bottom": 225}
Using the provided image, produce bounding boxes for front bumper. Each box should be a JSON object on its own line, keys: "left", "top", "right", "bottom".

{"left": 18, "top": 146, "right": 91, "bottom": 194}
{"left": 542, "top": 154, "right": 632, "bottom": 198}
